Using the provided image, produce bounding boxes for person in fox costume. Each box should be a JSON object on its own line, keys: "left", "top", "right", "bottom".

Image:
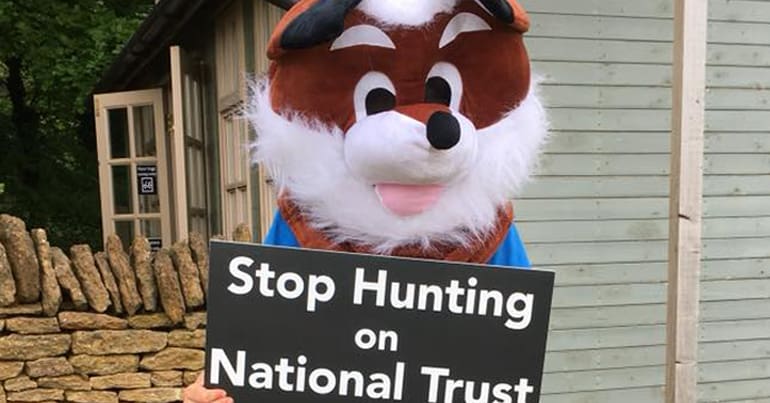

{"left": 184, "top": 0, "right": 547, "bottom": 401}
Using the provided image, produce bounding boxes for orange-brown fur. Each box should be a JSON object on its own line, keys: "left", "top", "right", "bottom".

{"left": 267, "top": 0, "right": 531, "bottom": 131}
{"left": 250, "top": 0, "right": 547, "bottom": 259}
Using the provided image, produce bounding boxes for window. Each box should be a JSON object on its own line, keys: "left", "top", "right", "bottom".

{"left": 171, "top": 46, "right": 211, "bottom": 239}
{"left": 216, "top": 0, "right": 252, "bottom": 239}
{"left": 93, "top": 90, "right": 171, "bottom": 249}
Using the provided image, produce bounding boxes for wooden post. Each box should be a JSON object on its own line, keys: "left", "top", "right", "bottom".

{"left": 666, "top": 0, "right": 708, "bottom": 401}
{"left": 170, "top": 46, "right": 189, "bottom": 241}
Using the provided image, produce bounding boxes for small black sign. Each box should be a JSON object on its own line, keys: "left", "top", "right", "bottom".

{"left": 206, "top": 241, "right": 555, "bottom": 403}
{"left": 147, "top": 237, "right": 162, "bottom": 252}
{"left": 137, "top": 165, "right": 157, "bottom": 195}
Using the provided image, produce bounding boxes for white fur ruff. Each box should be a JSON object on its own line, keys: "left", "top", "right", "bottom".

{"left": 247, "top": 79, "right": 548, "bottom": 253}
{"left": 357, "top": 0, "right": 460, "bottom": 27}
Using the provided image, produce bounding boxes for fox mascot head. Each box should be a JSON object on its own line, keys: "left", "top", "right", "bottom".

{"left": 249, "top": 0, "right": 547, "bottom": 263}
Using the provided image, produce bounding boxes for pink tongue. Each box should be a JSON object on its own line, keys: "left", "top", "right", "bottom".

{"left": 375, "top": 184, "right": 445, "bottom": 216}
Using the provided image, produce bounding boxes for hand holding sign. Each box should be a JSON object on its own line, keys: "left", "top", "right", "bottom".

{"left": 183, "top": 373, "right": 232, "bottom": 403}
{"left": 205, "top": 242, "right": 554, "bottom": 402}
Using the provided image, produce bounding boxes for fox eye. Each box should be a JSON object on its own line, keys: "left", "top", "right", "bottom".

{"left": 425, "top": 77, "right": 452, "bottom": 106}
{"left": 354, "top": 71, "right": 396, "bottom": 121}
{"left": 366, "top": 88, "right": 396, "bottom": 115}
{"left": 426, "top": 62, "right": 463, "bottom": 111}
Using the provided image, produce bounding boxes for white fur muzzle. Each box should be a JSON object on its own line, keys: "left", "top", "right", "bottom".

{"left": 247, "top": 79, "right": 548, "bottom": 253}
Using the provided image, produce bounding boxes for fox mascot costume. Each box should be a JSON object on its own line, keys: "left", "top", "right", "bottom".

{"left": 185, "top": 0, "right": 547, "bottom": 400}
{"left": 250, "top": 0, "right": 548, "bottom": 267}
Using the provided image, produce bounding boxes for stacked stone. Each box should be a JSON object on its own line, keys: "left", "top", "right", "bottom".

{"left": 0, "top": 311, "right": 206, "bottom": 403}
{"left": 0, "top": 214, "right": 209, "bottom": 325}
{"left": 0, "top": 214, "right": 212, "bottom": 403}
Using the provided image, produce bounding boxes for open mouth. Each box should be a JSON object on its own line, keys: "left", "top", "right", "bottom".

{"left": 374, "top": 183, "right": 445, "bottom": 217}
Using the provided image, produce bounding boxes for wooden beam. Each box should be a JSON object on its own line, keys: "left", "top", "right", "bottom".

{"left": 169, "top": 46, "right": 189, "bottom": 241}
{"left": 666, "top": 0, "right": 708, "bottom": 401}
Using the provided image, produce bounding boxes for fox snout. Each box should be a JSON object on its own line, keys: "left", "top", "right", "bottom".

{"left": 343, "top": 101, "right": 477, "bottom": 189}
{"left": 381, "top": 104, "right": 462, "bottom": 151}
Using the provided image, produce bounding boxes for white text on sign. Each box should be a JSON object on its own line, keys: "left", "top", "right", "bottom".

{"left": 226, "top": 257, "right": 534, "bottom": 331}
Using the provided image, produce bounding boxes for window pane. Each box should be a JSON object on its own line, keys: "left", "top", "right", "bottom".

{"left": 191, "top": 216, "right": 207, "bottom": 237}
{"left": 112, "top": 165, "right": 132, "bottom": 214}
{"left": 184, "top": 75, "right": 194, "bottom": 137}
{"left": 196, "top": 150, "right": 206, "bottom": 208}
{"left": 225, "top": 120, "right": 234, "bottom": 182}
{"left": 108, "top": 108, "right": 130, "bottom": 159}
{"left": 133, "top": 105, "right": 156, "bottom": 157}
{"left": 192, "top": 80, "right": 203, "bottom": 141}
{"left": 139, "top": 194, "right": 160, "bottom": 214}
{"left": 140, "top": 219, "right": 162, "bottom": 238}
{"left": 187, "top": 147, "right": 199, "bottom": 208}
{"left": 115, "top": 221, "right": 134, "bottom": 250}
{"left": 230, "top": 24, "right": 239, "bottom": 93}
{"left": 235, "top": 120, "right": 243, "bottom": 182}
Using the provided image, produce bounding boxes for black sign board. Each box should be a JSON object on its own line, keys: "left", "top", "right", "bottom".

{"left": 136, "top": 165, "right": 157, "bottom": 195}
{"left": 206, "top": 241, "right": 555, "bottom": 403}
{"left": 147, "top": 237, "right": 162, "bottom": 252}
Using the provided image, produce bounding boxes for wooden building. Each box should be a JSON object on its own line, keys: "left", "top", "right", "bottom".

{"left": 93, "top": 0, "right": 289, "bottom": 248}
{"left": 517, "top": 0, "right": 770, "bottom": 401}
{"left": 92, "top": 0, "right": 769, "bottom": 401}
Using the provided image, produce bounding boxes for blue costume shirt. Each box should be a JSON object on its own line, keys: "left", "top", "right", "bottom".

{"left": 263, "top": 211, "right": 531, "bottom": 268}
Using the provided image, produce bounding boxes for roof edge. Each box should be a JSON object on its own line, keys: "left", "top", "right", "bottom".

{"left": 93, "top": 0, "right": 297, "bottom": 94}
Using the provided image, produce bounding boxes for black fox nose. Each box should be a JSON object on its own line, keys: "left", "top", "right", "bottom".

{"left": 426, "top": 111, "right": 461, "bottom": 150}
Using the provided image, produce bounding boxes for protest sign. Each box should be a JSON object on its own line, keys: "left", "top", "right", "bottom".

{"left": 206, "top": 241, "right": 554, "bottom": 402}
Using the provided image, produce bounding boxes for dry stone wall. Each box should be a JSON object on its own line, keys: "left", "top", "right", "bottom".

{"left": 0, "top": 214, "right": 209, "bottom": 403}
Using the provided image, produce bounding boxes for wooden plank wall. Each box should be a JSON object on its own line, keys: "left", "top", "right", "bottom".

{"left": 517, "top": 0, "right": 770, "bottom": 401}
{"left": 516, "top": 0, "right": 673, "bottom": 401}
{"left": 697, "top": 0, "right": 770, "bottom": 401}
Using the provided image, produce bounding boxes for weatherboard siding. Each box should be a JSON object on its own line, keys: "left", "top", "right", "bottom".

{"left": 517, "top": 0, "right": 770, "bottom": 401}
{"left": 517, "top": 0, "right": 672, "bottom": 400}
{"left": 697, "top": 0, "right": 770, "bottom": 401}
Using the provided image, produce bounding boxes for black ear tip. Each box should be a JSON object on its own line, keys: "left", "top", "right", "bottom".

{"left": 281, "top": 18, "right": 346, "bottom": 49}
{"left": 479, "top": 0, "right": 514, "bottom": 24}
{"left": 279, "top": 0, "right": 362, "bottom": 50}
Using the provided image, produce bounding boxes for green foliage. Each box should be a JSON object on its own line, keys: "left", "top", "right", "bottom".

{"left": 0, "top": 0, "right": 153, "bottom": 248}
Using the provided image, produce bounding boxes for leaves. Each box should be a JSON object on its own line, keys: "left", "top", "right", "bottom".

{"left": 0, "top": 0, "right": 153, "bottom": 248}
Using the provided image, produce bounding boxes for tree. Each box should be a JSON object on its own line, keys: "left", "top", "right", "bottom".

{"left": 0, "top": 0, "right": 153, "bottom": 247}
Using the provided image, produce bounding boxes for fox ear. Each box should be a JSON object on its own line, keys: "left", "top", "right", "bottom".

{"left": 475, "top": 0, "right": 529, "bottom": 32}
{"left": 268, "top": 0, "right": 361, "bottom": 58}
